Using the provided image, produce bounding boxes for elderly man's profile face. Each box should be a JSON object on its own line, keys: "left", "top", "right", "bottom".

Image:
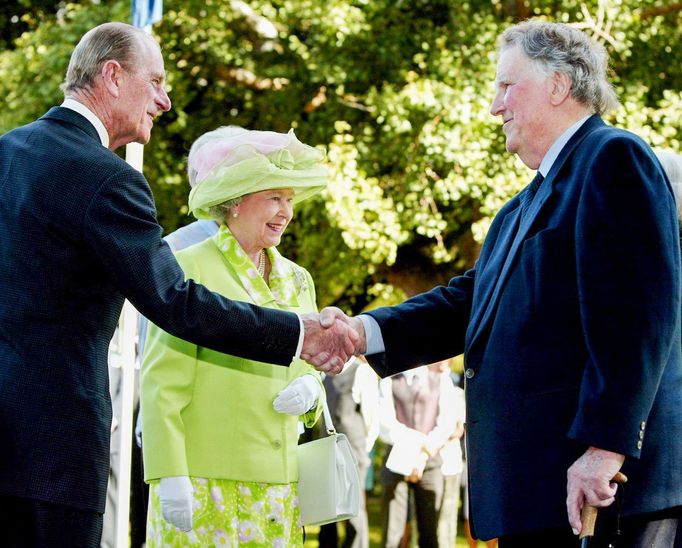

{"left": 115, "top": 35, "right": 171, "bottom": 146}
{"left": 490, "top": 45, "right": 554, "bottom": 169}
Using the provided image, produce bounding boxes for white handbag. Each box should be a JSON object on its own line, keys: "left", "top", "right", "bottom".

{"left": 297, "top": 392, "right": 361, "bottom": 526}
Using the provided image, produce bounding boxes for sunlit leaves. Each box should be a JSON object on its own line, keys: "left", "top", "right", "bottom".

{"left": 1, "top": 0, "right": 680, "bottom": 310}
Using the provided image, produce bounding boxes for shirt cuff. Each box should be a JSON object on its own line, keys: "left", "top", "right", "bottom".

{"left": 294, "top": 314, "right": 305, "bottom": 359}
{"left": 359, "top": 314, "right": 385, "bottom": 355}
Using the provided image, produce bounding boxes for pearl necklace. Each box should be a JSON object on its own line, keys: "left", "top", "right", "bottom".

{"left": 257, "top": 250, "right": 266, "bottom": 277}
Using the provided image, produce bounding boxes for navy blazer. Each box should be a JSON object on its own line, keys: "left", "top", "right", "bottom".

{"left": 367, "top": 115, "right": 682, "bottom": 539}
{"left": 0, "top": 108, "right": 300, "bottom": 512}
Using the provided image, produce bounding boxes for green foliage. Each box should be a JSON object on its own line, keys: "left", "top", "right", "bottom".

{"left": 1, "top": 0, "right": 680, "bottom": 311}
{"left": 0, "top": 0, "right": 63, "bottom": 50}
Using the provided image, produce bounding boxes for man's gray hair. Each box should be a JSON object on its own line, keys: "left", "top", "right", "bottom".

{"left": 499, "top": 20, "right": 620, "bottom": 116}
{"left": 62, "top": 22, "right": 145, "bottom": 94}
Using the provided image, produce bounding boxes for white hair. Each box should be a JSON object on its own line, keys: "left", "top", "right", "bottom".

{"left": 499, "top": 20, "right": 620, "bottom": 116}
{"left": 62, "top": 22, "right": 146, "bottom": 94}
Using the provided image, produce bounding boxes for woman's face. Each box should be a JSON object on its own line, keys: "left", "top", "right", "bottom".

{"left": 228, "top": 188, "right": 295, "bottom": 251}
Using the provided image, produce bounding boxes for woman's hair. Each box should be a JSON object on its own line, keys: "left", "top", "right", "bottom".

{"left": 655, "top": 149, "right": 682, "bottom": 222}
{"left": 499, "top": 20, "right": 620, "bottom": 116}
{"left": 208, "top": 197, "right": 243, "bottom": 224}
{"left": 62, "top": 22, "right": 145, "bottom": 94}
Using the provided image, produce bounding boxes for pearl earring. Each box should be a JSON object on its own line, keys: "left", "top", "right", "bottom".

{"left": 232, "top": 212, "right": 239, "bottom": 218}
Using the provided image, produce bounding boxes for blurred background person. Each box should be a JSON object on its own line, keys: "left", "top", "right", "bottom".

{"left": 655, "top": 149, "right": 682, "bottom": 225}
{"left": 318, "top": 355, "right": 380, "bottom": 548}
{"left": 654, "top": 149, "right": 682, "bottom": 548}
{"left": 434, "top": 360, "right": 466, "bottom": 548}
{"left": 377, "top": 361, "right": 458, "bottom": 548}
{"left": 140, "top": 126, "right": 328, "bottom": 546}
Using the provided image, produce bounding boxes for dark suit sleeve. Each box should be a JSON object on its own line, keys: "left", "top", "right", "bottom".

{"left": 569, "top": 135, "right": 680, "bottom": 458}
{"left": 82, "top": 166, "right": 300, "bottom": 366}
{"left": 365, "top": 269, "right": 475, "bottom": 377}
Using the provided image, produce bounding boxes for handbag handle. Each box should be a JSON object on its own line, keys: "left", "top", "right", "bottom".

{"left": 320, "top": 385, "right": 337, "bottom": 436}
{"left": 319, "top": 357, "right": 358, "bottom": 435}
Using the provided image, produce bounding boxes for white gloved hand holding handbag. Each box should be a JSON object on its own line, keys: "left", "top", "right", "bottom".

{"left": 273, "top": 375, "right": 321, "bottom": 415}
{"left": 159, "top": 476, "right": 194, "bottom": 532}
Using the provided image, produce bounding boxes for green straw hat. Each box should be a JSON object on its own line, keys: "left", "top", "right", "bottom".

{"left": 187, "top": 127, "right": 328, "bottom": 220}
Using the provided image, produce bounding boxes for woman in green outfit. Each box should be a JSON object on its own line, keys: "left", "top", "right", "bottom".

{"left": 141, "top": 126, "right": 328, "bottom": 547}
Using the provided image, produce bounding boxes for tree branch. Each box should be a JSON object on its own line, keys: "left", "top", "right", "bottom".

{"left": 640, "top": 2, "right": 682, "bottom": 19}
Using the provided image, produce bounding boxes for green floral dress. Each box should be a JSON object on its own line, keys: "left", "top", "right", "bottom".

{"left": 145, "top": 226, "right": 312, "bottom": 547}
{"left": 147, "top": 478, "right": 302, "bottom": 547}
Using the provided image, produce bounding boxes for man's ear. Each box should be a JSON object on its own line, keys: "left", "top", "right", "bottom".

{"left": 549, "top": 72, "right": 572, "bottom": 106}
{"left": 100, "top": 59, "right": 124, "bottom": 98}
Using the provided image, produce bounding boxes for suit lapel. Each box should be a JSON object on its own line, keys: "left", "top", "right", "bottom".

{"left": 466, "top": 115, "right": 605, "bottom": 351}
{"left": 466, "top": 210, "right": 521, "bottom": 341}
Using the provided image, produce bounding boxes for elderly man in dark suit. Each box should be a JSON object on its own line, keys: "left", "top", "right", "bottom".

{"left": 0, "top": 22, "right": 355, "bottom": 547}
{"left": 319, "top": 20, "right": 682, "bottom": 547}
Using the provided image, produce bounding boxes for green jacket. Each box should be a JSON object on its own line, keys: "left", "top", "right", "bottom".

{"left": 141, "top": 234, "right": 322, "bottom": 484}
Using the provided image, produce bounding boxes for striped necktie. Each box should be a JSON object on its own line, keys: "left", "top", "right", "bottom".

{"left": 520, "top": 172, "right": 545, "bottom": 219}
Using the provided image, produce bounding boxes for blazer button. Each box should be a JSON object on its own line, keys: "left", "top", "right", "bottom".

{"left": 272, "top": 440, "right": 282, "bottom": 449}
{"left": 640, "top": 421, "right": 646, "bottom": 430}
{"left": 465, "top": 368, "right": 475, "bottom": 379}
{"left": 638, "top": 431, "right": 645, "bottom": 440}
{"left": 636, "top": 440, "right": 643, "bottom": 450}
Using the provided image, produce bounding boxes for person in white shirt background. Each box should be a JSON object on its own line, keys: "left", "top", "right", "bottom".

{"left": 377, "top": 360, "right": 458, "bottom": 548}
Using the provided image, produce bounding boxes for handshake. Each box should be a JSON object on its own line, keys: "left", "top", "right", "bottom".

{"left": 300, "top": 307, "right": 366, "bottom": 374}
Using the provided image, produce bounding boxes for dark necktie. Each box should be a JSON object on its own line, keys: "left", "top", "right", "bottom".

{"left": 520, "top": 172, "right": 545, "bottom": 219}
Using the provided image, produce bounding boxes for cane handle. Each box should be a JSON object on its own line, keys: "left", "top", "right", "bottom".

{"left": 579, "top": 472, "right": 627, "bottom": 540}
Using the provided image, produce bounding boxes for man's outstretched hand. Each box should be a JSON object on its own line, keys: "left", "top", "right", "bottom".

{"left": 300, "top": 307, "right": 366, "bottom": 374}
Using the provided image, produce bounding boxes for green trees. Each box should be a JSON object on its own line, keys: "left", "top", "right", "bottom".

{"left": 2, "top": 0, "right": 680, "bottom": 311}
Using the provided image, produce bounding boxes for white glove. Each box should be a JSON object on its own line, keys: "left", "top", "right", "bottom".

{"left": 273, "top": 375, "right": 321, "bottom": 415}
{"left": 159, "top": 476, "right": 193, "bottom": 532}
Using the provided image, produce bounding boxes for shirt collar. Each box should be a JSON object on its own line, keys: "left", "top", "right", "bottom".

{"left": 61, "top": 98, "right": 110, "bottom": 148}
{"left": 538, "top": 114, "right": 591, "bottom": 178}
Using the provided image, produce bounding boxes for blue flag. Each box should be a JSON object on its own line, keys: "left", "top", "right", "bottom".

{"left": 131, "top": 0, "right": 162, "bottom": 28}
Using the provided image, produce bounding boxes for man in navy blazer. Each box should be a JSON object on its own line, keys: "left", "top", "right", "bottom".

{"left": 0, "top": 22, "right": 355, "bottom": 545}
{"left": 320, "top": 21, "right": 682, "bottom": 547}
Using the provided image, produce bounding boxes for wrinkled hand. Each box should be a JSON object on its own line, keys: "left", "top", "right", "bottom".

{"left": 273, "top": 375, "right": 321, "bottom": 415}
{"left": 566, "top": 447, "right": 625, "bottom": 535}
{"left": 300, "top": 307, "right": 364, "bottom": 374}
{"left": 159, "top": 476, "right": 194, "bottom": 532}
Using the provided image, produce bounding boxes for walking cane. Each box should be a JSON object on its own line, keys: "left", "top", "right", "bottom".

{"left": 579, "top": 472, "right": 628, "bottom": 548}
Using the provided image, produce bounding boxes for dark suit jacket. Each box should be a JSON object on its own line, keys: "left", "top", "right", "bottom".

{"left": 367, "top": 115, "right": 682, "bottom": 539}
{"left": 0, "top": 107, "right": 299, "bottom": 512}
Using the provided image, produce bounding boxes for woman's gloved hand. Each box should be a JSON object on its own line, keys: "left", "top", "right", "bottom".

{"left": 273, "top": 375, "right": 321, "bottom": 415}
{"left": 158, "top": 476, "right": 193, "bottom": 532}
